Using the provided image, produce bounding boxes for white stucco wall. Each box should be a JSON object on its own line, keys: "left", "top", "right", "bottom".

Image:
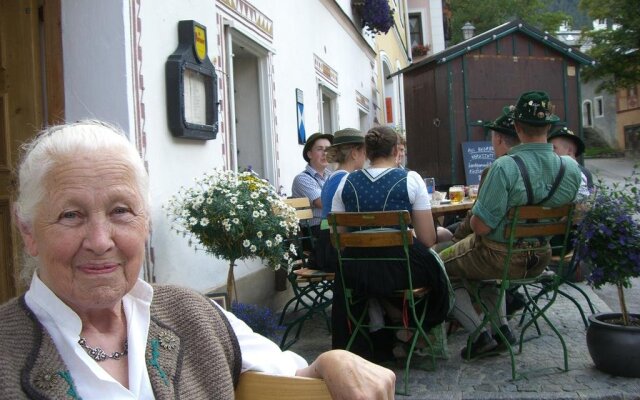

{"left": 261, "top": 0, "right": 375, "bottom": 191}
{"left": 61, "top": 0, "right": 133, "bottom": 133}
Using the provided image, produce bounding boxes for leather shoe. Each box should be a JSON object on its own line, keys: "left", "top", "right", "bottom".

{"left": 460, "top": 331, "right": 497, "bottom": 359}
{"left": 493, "top": 325, "right": 517, "bottom": 351}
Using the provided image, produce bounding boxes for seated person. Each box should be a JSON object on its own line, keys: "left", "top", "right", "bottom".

{"left": 438, "top": 91, "right": 585, "bottom": 358}
{"left": 0, "top": 120, "right": 395, "bottom": 399}
{"left": 330, "top": 125, "right": 451, "bottom": 360}
{"left": 548, "top": 126, "right": 594, "bottom": 263}
{"left": 317, "top": 128, "right": 367, "bottom": 272}
{"left": 446, "top": 108, "right": 520, "bottom": 245}
{"left": 548, "top": 126, "right": 594, "bottom": 192}
{"left": 291, "top": 132, "right": 334, "bottom": 268}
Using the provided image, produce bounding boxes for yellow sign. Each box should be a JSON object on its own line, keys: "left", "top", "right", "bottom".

{"left": 194, "top": 25, "right": 206, "bottom": 62}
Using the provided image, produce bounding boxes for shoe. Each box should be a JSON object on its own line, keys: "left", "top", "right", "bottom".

{"left": 493, "top": 325, "right": 517, "bottom": 351}
{"left": 506, "top": 290, "right": 527, "bottom": 318}
{"left": 460, "top": 331, "right": 498, "bottom": 359}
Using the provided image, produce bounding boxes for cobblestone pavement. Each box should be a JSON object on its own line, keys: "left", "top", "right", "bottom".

{"left": 284, "top": 282, "right": 640, "bottom": 399}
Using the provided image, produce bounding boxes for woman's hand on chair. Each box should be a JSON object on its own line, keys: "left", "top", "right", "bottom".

{"left": 297, "top": 349, "right": 396, "bottom": 399}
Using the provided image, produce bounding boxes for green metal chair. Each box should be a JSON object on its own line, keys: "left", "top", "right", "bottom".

{"left": 328, "top": 210, "right": 437, "bottom": 395}
{"left": 278, "top": 197, "right": 333, "bottom": 350}
{"left": 465, "top": 204, "right": 576, "bottom": 380}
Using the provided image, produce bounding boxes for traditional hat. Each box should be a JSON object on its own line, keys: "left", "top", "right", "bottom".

{"left": 302, "top": 132, "right": 333, "bottom": 162}
{"left": 484, "top": 107, "right": 517, "bottom": 137}
{"left": 512, "top": 91, "right": 560, "bottom": 126}
{"left": 330, "top": 128, "right": 365, "bottom": 147}
{"left": 548, "top": 126, "right": 585, "bottom": 157}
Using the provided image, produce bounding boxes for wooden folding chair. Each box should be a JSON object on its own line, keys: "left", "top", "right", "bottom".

{"left": 278, "top": 197, "right": 334, "bottom": 350}
{"left": 466, "top": 204, "right": 576, "bottom": 380}
{"left": 235, "top": 371, "right": 331, "bottom": 400}
{"left": 328, "top": 210, "right": 436, "bottom": 395}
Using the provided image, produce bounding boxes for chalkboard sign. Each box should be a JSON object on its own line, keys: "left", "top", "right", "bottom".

{"left": 462, "top": 141, "right": 495, "bottom": 185}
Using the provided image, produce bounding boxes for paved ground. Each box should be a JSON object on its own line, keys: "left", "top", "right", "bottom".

{"left": 280, "top": 156, "right": 640, "bottom": 399}
{"left": 283, "top": 282, "right": 640, "bottom": 399}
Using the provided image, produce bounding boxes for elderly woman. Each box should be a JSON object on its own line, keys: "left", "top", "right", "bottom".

{"left": 0, "top": 121, "right": 394, "bottom": 399}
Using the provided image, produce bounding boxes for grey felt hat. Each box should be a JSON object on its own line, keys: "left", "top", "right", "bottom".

{"left": 330, "top": 128, "right": 365, "bottom": 147}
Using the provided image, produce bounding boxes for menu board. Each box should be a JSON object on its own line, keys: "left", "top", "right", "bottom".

{"left": 462, "top": 141, "right": 495, "bottom": 185}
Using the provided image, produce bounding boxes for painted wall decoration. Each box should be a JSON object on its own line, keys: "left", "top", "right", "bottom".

{"left": 296, "top": 88, "right": 306, "bottom": 144}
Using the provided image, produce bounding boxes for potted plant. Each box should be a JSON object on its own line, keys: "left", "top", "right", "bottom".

{"left": 411, "top": 43, "right": 430, "bottom": 58}
{"left": 574, "top": 166, "right": 640, "bottom": 377}
{"left": 352, "top": 0, "right": 395, "bottom": 35}
{"left": 165, "top": 169, "right": 300, "bottom": 304}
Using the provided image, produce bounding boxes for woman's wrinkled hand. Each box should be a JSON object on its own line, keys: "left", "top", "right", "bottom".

{"left": 297, "top": 349, "right": 396, "bottom": 400}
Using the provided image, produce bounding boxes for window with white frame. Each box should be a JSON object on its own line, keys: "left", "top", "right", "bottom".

{"left": 409, "top": 13, "right": 423, "bottom": 46}
{"left": 583, "top": 100, "right": 593, "bottom": 127}
{"left": 319, "top": 85, "right": 337, "bottom": 134}
{"left": 595, "top": 96, "right": 604, "bottom": 117}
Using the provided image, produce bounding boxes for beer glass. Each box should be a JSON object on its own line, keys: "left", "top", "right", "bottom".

{"left": 468, "top": 184, "right": 479, "bottom": 201}
{"left": 449, "top": 185, "right": 464, "bottom": 204}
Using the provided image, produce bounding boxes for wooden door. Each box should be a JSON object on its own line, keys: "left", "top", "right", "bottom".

{"left": 0, "top": 0, "right": 63, "bottom": 303}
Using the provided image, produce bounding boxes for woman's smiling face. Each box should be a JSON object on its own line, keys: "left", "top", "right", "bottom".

{"left": 20, "top": 150, "right": 149, "bottom": 313}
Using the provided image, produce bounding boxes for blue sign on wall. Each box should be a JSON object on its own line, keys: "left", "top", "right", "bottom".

{"left": 296, "top": 89, "right": 306, "bottom": 144}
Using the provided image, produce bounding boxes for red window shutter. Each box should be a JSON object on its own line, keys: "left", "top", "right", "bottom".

{"left": 385, "top": 97, "right": 393, "bottom": 123}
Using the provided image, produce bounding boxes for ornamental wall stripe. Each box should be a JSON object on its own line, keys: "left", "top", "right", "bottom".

{"left": 313, "top": 54, "right": 338, "bottom": 88}
{"left": 356, "top": 90, "right": 369, "bottom": 112}
{"left": 218, "top": 0, "right": 273, "bottom": 39}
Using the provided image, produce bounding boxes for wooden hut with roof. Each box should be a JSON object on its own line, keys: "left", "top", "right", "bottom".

{"left": 392, "top": 20, "right": 594, "bottom": 186}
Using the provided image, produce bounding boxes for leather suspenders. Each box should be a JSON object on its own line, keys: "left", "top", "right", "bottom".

{"left": 510, "top": 155, "right": 566, "bottom": 206}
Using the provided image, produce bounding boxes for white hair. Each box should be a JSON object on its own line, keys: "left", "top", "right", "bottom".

{"left": 14, "top": 120, "right": 150, "bottom": 227}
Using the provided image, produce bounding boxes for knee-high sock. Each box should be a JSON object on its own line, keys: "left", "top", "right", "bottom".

{"left": 480, "top": 286, "right": 508, "bottom": 329}
{"left": 452, "top": 287, "right": 486, "bottom": 334}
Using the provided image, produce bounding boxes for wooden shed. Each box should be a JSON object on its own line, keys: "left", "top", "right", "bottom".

{"left": 394, "top": 20, "right": 594, "bottom": 186}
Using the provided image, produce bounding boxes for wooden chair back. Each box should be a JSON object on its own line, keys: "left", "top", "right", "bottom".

{"left": 328, "top": 210, "right": 414, "bottom": 249}
{"left": 283, "top": 197, "right": 314, "bottom": 221}
{"left": 504, "top": 204, "right": 575, "bottom": 240}
{"left": 235, "top": 371, "right": 331, "bottom": 400}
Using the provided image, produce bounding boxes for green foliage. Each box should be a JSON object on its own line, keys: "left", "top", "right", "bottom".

{"left": 574, "top": 165, "right": 640, "bottom": 322}
{"left": 165, "top": 169, "right": 299, "bottom": 271}
{"left": 548, "top": 0, "right": 591, "bottom": 29}
{"left": 448, "top": 0, "right": 568, "bottom": 44}
{"left": 583, "top": 146, "right": 621, "bottom": 157}
{"left": 579, "top": 0, "right": 640, "bottom": 93}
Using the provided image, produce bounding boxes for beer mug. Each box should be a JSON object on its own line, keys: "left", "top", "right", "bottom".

{"left": 449, "top": 185, "right": 465, "bottom": 204}
{"left": 468, "top": 184, "right": 479, "bottom": 201}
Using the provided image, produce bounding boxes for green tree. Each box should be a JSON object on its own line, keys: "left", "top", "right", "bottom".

{"left": 449, "top": 0, "right": 568, "bottom": 44}
{"left": 579, "top": 0, "right": 640, "bottom": 93}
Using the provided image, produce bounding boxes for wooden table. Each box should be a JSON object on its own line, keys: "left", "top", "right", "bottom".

{"left": 431, "top": 200, "right": 474, "bottom": 221}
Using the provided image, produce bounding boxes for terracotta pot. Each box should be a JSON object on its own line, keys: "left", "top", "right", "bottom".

{"left": 586, "top": 312, "right": 640, "bottom": 377}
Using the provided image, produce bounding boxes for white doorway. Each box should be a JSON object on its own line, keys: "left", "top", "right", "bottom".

{"left": 228, "top": 29, "right": 275, "bottom": 182}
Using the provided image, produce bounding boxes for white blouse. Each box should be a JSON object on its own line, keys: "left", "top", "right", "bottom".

{"left": 25, "top": 274, "right": 307, "bottom": 399}
{"left": 331, "top": 167, "right": 431, "bottom": 212}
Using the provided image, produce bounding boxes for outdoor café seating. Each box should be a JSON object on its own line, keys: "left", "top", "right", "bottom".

{"left": 278, "top": 197, "right": 334, "bottom": 350}
{"left": 464, "top": 204, "right": 576, "bottom": 380}
{"left": 328, "top": 210, "right": 439, "bottom": 395}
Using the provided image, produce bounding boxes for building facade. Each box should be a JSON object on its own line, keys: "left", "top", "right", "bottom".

{"left": 0, "top": 0, "right": 423, "bottom": 304}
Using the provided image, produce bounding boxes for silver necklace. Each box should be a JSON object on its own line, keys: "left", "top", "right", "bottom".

{"left": 78, "top": 337, "right": 128, "bottom": 362}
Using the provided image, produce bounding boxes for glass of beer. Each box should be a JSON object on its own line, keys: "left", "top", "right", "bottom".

{"left": 468, "top": 184, "right": 479, "bottom": 201}
{"left": 449, "top": 185, "right": 465, "bottom": 204}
